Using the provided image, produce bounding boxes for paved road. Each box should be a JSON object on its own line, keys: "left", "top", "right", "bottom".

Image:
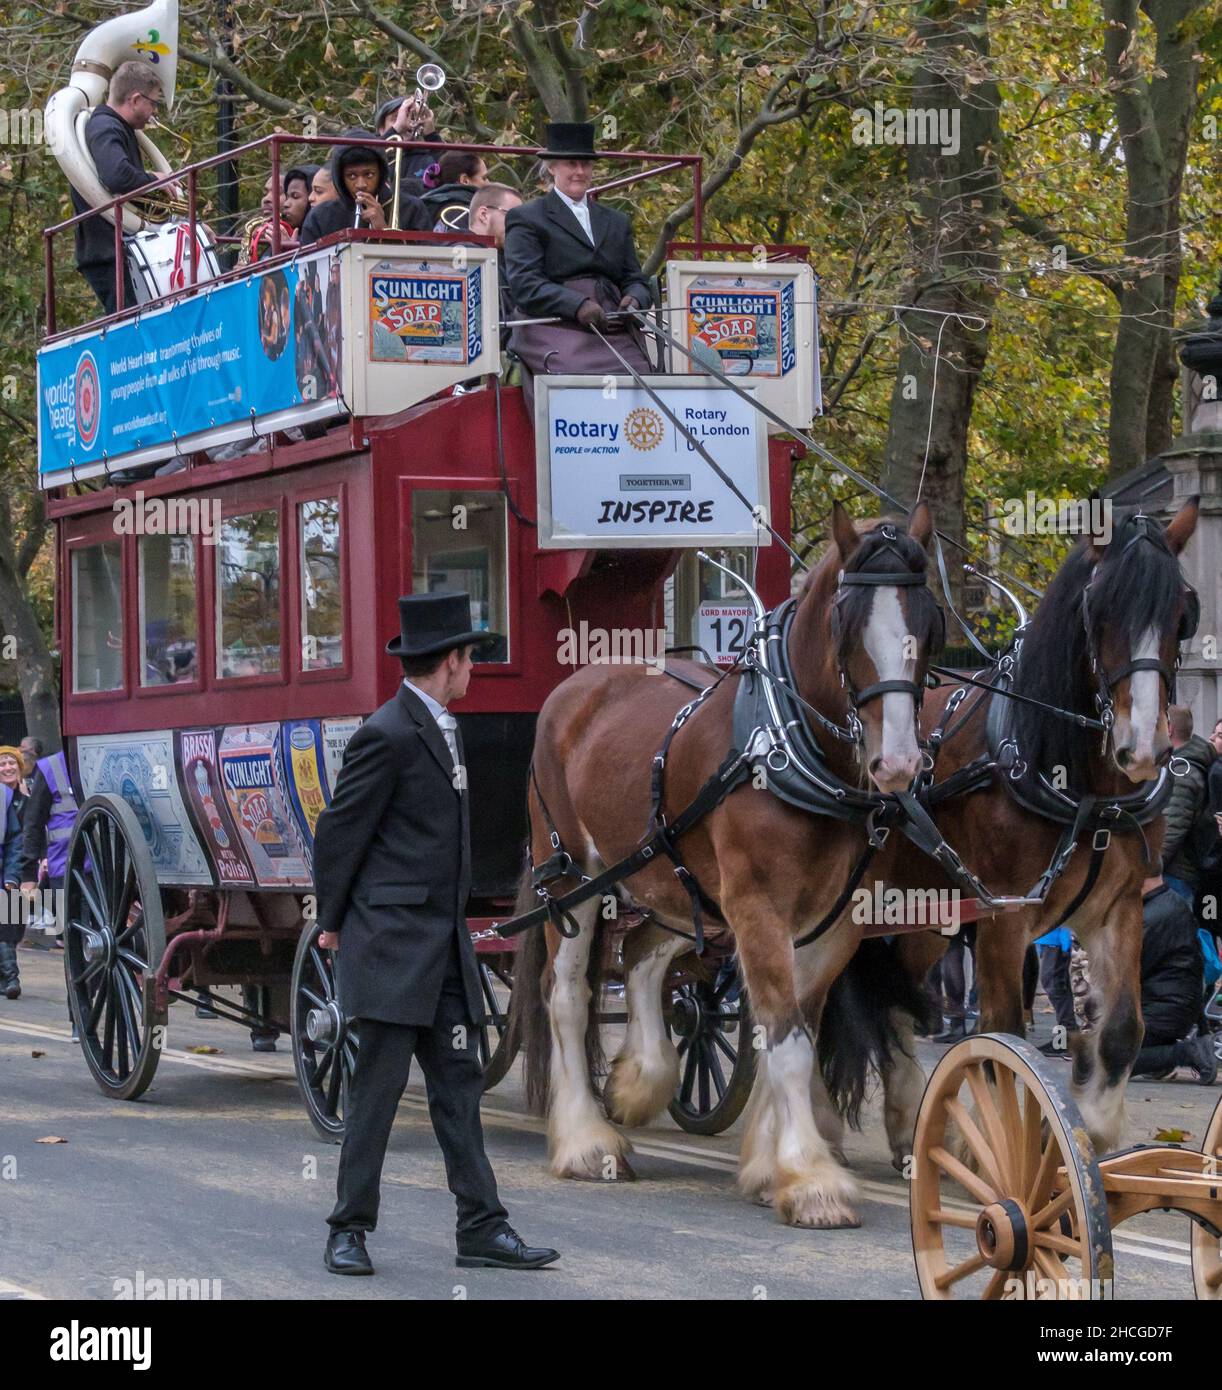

{"left": 0, "top": 947, "right": 1216, "bottom": 1300}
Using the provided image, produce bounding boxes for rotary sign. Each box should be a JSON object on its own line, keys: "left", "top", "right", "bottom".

{"left": 536, "top": 376, "right": 768, "bottom": 549}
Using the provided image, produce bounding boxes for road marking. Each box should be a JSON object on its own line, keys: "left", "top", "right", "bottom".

{"left": 5, "top": 1018, "right": 1199, "bottom": 1267}
{"left": 0, "top": 1279, "right": 46, "bottom": 1300}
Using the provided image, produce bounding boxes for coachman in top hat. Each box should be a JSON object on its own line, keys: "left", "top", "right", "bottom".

{"left": 504, "top": 121, "right": 654, "bottom": 402}
{"left": 314, "top": 592, "right": 558, "bottom": 1274}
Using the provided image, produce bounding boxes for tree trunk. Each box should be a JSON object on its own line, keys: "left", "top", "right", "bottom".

{"left": 1102, "top": 0, "right": 1201, "bottom": 477}
{"left": 0, "top": 552, "right": 59, "bottom": 750}
{"left": 880, "top": 1, "right": 1002, "bottom": 606}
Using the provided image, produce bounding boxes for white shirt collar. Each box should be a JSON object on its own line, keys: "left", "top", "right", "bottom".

{"left": 402, "top": 678, "right": 448, "bottom": 723}
{"left": 553, "top": 186, "right": 589, "bottom": 214}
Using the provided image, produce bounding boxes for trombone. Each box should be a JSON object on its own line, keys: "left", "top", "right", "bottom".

{"left": 390, "top": 63, "right": 445, "bottom": 231}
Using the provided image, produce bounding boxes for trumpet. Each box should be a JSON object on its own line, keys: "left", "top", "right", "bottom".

{"left": 131, "top": 118, "right": 192, "bottom": 221}
{"left": 390, "top": 62, "right": 446, "bottom": 231}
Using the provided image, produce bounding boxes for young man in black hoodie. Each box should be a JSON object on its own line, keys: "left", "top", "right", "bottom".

{"left": 71, "top": 60, "right": 176, "bottom": 315}
{"left": 298, "top": 132, "right": 432, "bottom": 247}
{"left": 1132, "top": 867, "right": 1217, "bottom": 1084}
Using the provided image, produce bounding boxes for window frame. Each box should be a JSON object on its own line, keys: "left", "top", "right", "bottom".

{"left": 133, "top": 530, "right": 204, "bottom": 700}
{"left": 66, "top": 527, "right": 129, "bottom": 702}
{"left": 211, "top": 495, "right": 290, "bottom": 691}
{"left": 292, "top": 480, "right": 351, "bottom": 686}
{"left": 399, "top": 475, "right": 519, "bottom": 677}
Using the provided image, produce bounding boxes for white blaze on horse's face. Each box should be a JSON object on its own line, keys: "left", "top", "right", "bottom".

{"left": 860, "top": 587, "right": 922, "bottom": 793}
{"left": 1111, "top": 626, "right": 1169, "bottom": 782}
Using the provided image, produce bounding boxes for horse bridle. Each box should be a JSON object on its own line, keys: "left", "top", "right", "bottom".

{"left": 1081, "top": 517, "right": 1200, "bottom": 737}
{"left": 829, "top": 524, "right": 939, "bottom": 740}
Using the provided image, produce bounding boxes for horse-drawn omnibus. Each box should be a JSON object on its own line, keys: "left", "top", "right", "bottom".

{"left": 35, "top": 0, "right": 1221, "bottom": 1300}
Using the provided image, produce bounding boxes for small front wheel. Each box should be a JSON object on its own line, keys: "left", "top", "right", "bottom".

{"left": 291, "top": 921, "right": 358, "bottom": 1143}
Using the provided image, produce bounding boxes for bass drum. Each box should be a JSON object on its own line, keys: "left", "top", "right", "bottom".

{"left": 127, "top": 221, "right": 221, "bottom": 304}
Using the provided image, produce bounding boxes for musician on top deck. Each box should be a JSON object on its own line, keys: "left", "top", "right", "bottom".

{"left": 71, "top": 60, "right": 175, "bottom": 316}
{"left": 298, "top": 131, "right": 431, "bottom": 247}
{"left": 503, "top": 122, "right": 654, "bottom": 402}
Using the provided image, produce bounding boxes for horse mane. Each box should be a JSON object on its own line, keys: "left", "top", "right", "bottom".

{"left": 800, "top": 516, "right": 942, "bottom": 664}
{"left": 1011, "top": 510, "right": 1186, "bottom": 786}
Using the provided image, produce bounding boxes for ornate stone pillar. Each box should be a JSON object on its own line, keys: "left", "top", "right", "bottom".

{"left": 1159, "top": 273, "right": 1222, "bottom": 735}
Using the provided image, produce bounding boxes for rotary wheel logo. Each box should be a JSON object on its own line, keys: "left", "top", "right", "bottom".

{"left": 74, "top": 351, "right": 100, "bottom": 448}
{"left": 624, "top": 406, "right": 664, "bottom": 451}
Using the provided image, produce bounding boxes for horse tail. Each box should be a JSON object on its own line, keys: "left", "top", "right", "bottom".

{"left": 815, "top": 936, "right": 935, "bottom": 1128}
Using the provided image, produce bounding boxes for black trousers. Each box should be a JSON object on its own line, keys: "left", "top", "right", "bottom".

{"left": 80, "top": 261, "right": 136, "bottom": 317}
{"left": 328, "top": 955, "right": 508, "bottom": 1249}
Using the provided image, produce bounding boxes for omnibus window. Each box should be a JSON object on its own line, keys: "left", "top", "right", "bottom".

{"left": 217, "top": 510, "right": 282, "bottom": 678}
{"left": 72, "top": 543, "right": 123, "bottom": 693}
{"left": 300, "top": 497, "right": 343, "bottom": 671}
{"left": 140, "top": 535, "right": 198, "bottom": 686}
{"left": 411, "top": 490, "right": 508, "bottom": 662}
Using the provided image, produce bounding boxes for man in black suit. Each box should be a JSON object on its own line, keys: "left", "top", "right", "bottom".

{"left": 315, "top": 592, "right": 559, "bottom": 1275}
{"left": 504, "top": 122, "right": 654, "bottom": 394}
{"left": 71, "top": 60, "right": 174, "bottom": 316}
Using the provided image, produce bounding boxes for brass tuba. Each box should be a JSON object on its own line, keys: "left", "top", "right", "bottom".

{"left": 45, "top": 0, "right": 188, "bottom": 229}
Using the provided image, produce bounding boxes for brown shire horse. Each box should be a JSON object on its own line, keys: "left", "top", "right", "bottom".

{"left": 512, "top": 501, "right": 944, "bottom": 1228}
{"left": 811, "top": 500, "right": 1201, "bottom": 1169}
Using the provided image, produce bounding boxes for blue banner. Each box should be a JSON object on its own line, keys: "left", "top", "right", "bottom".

{"left": 37, "top": 247, "right": 343, "bottom": 479}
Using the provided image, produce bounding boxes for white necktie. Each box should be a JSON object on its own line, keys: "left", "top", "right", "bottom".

{"left": 436, "top": 711, "right": 460, "bottom": 772}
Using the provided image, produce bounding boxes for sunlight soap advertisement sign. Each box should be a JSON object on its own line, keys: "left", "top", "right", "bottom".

{"left": 367, "top": 261, "right": 483, "bottom": 364}
{"left": 535, "top": 378, "right": 768, "bottom": 549}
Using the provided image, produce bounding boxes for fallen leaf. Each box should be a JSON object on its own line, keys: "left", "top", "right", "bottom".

{"left": 1153, "top": 1127, "right": 1191, "bottom": 1143}
{"left": 188, "top": 1045, "right": 221, "bottom": 1055}
{"left": 30, "top": 1049, "right": 45, "bottom": 1058}
{"left": 36, "top": 1135, "right": 67, "bottom": 1144}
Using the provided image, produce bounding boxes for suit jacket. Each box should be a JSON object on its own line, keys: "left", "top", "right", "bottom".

{"left": 503, "top": 191, "right": 652, "bottom": 323}
{"left": 72, "top": 105, "right": 157, "bottom": 270}
{"left": 313, "top": 684, "right": 482, "bottom": 1027}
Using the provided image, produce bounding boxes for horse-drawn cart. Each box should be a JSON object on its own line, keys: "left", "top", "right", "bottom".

{"left": 38, "top": 96, "right": 810, "bottom": 1139}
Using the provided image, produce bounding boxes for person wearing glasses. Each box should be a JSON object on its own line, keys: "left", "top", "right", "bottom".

{"left": 467, "top": 184, "right": 522, "bottom": 352}
{"left": 71, "top": 60, "right": 178, "bottom": 316}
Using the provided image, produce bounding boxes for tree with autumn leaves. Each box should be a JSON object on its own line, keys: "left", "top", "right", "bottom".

{"left": 0, "top": 0, "right": 1218, "bottom": 733}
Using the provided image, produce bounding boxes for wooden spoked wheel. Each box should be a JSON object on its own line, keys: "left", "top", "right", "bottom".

{"left": 291, "top": 920, "right": 359, "bottom": 1143}
{"left": 1192, "top": 1092, "right": 1222, "bottom": 1300}
{"left": 478, "top": 952, "right": 519, "bottom": 1092}
{"left": 64, "top": 795, "right": 167, "bottom": 1101}
{"left": 910, "top": 1033, "right": 1113, "bottom": 1300}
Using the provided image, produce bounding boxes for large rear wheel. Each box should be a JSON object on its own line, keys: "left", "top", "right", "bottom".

{"left": 63, "top": 795, "right": 167, "bottom": 1101}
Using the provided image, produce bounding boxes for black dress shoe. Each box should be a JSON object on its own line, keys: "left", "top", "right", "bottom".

{"left": 325, "top": 1230, "right": 373, "bottom": 1276}
{"left": 250, "top": 1034, "right": 278, "bottom": 1053}
{"left": 456, "top": 1228, "right": 559, "bottom": 1270}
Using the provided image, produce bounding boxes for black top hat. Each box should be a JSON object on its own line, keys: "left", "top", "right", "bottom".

{"left": 538, "top": 122, "right": 601, "bottom": 160}
{"left": 385, "top": 592, "right": 501, "bottom": 658}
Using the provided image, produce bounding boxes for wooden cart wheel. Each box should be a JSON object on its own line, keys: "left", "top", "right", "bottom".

{"left": 1192, "top": 1090, "right": 1222, "bottom": 1300}
{"left": 910, "top": 1032, "right": 1113, "bottom": 1300}
{"left": 477, "top": 952, "right": 519, "bottom": 1092}
{"left": 666, "top": 966, "right": 756, "bottom": 1136}
{"left": 63, "top": 795, "right": 167, "bottom": 1101}
{"left": 291, "top": 920, "right": 359, "bottom": 1143}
